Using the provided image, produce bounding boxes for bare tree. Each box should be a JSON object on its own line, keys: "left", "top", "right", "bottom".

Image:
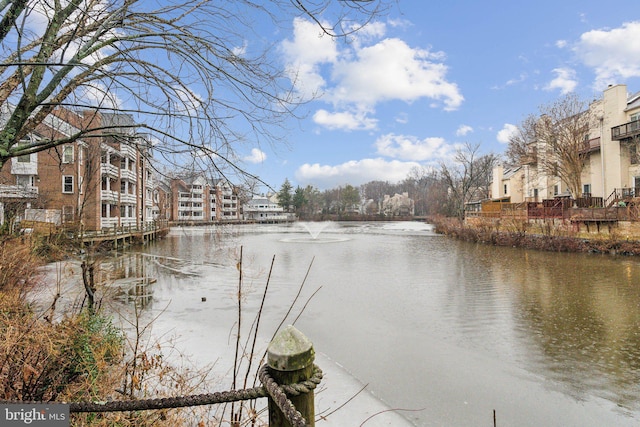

{"left": 0, "top": 0, "right": 386, "bottom": 178}
{"left": 507, "top": 93, "right": 592, "bottom": 198}
{"left": 439, "top": 142, "right": 498, "bottom": 220}
{"left": 505, "top": 114, "right": 538, "bottom": 167}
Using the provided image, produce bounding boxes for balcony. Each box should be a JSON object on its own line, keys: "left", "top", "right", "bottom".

{"left": 521, "top": 153, "right": 537, "bottom": 165}
{"left": 579, "top": 137, "right": 601, "bottom": 154}
{"left": 611, "top": 119, "right": 640, "bottom": 141}
{"left": 120, "top": 193, "right": 137, "bottom": 205}
{"left": 101, "top": 163, "right": 119, "bottom": 177}
{"left": 120, "top": 144, "right": 136, "bottom": 158}
{"left": 101, "top": 189, "right": 119, "bottom": 202}
{"left": 120, "top": 169, "right": 136, "bottom": 182}
{"left": 11, "top": 160, "right": 37, "bottom": 176}
{"left": 0, "top": 185, "right": 38, "bottom": 199}
{"left": 101, "top": 217, "right": 119, "bottom": 229}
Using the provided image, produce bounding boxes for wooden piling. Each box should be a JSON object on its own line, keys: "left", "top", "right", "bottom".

{"left": 267, "top": 325, "right": 315, "bottom": 427}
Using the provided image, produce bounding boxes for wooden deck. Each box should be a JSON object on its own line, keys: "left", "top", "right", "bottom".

{"left": 80, "top": 225, "right": 169, "bottom": 249}
{"left": 20, "top": 220, "right": 170, "bottom": 249}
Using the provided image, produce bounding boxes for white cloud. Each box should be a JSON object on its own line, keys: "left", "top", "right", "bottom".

{"left": 556, "top": 40, "right": 568, "bottom": 49}
{"left": 232, "top": 41, "right": 248, "bottom": 57}
{"left": 243, "top": 148, "right": 266, "bottom": 164}
{"left": 492, "top": 73, "right": 528, "bottom": 90}
{"left": 330, "top": 38, "right": 463, "bottom": 111}
{"left": 374, "top": 133, "right": 453, "bottom": 161}
{"left": 545, "top": 67, "right": 578, "bottom": 94}
{"left": 349, "top": 21, "right": 387, "bottom": 46}
{"left": 280, "top": 18, "right": 338, "bottom": 98}
{"left": 280, "top": 18, "right": 464, "bottom": 129}
{"left": 456, "top": 124, "right": 473, "bottom": 137}
{"left": 172, "top": 85, "right": 204, "bottom": 115}
{"left": 313, "top": 109, "right": 378, "bottom": 131}
{"left": 394, "top": 112, "right": 409, "bottom": 124}
{"left": 295, "top": 158, "right": 421, "bottom": 189}
{"left": 574, "top": 21, "right": 640, "bottom": 90}
{"left": 497, "top": 123, "right": 518, "bottom": 144}
{"left": 76, "top": 83, "right": 123, "bottom": 110}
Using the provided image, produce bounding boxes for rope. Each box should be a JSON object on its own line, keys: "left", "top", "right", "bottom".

{"left": 70, "top": 386, "right": 268, "bottom": 413}
{"left": 258, "top": 365, "right": 322, "bottom": 427}
{"left": 0, "top": 364, "right": 323, "bottom": 427}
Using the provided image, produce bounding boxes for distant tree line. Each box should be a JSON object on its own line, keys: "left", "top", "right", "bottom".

{"left": 275, "top": 142, "right": 499, "bottom": 220}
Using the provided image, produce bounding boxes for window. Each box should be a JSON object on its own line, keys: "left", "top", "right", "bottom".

{"left": 16, "top": 175, "right": 33, "bottom": 187}
{"left": 17, "top": 152, "right": 31, "bottom": 163}
{"left": 554, "top": 185, "right": 559, "bottom": 196}
{"left": 62, "top": 206, "right": 74, "bottom": 222}
{"left": 503, "top": 184, "right": 507, "bottom": 195}
{"left": 631, "top": 113, "right": 640, "bottom": 132}
{"left": 62, "top": 145, "right": 74, "bottom": 163}
{"left": 17, "top": 137, "right": 33, "bottom": 163}
{"left": 583, "top": 184, "right": 591, "bottom": 195}
{"left": 631, "top": 144, "right": 640, "bottom": 165}
{"left": 62, "top": 176, "right": 74, "bottom": 193}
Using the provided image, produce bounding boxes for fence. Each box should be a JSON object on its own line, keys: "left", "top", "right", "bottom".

{"left": 1, "top": 326, "right": 321, "bottom": 427}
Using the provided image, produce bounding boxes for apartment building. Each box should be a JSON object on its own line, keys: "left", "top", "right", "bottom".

{"left": 490, "top": 165, "right": 525, "bottom": 203}
{"left": 0, "top": 108, "right": 156, "bottom": 231}
{"left": 492, "top": 84, "right": 640, "bottom": 203}
{"left": 170, "top": 174, "right": 209, "bottom": 222}
{"left": 211, "top": 179, "right": 240, "bottom": 221}
{"left": 97, "top": 113, "right": 155, "bottom": 230}
{"left": 168, "top": 175, "right": 241, "bottom": 222}
{"left": 243, "top": 195, "right": 287, "bottom": 222}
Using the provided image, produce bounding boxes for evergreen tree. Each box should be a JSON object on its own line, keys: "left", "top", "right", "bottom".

{"left": 292, "top": 186, "right": 307, "bottom": 213}
{"left": 277, "top": 179, "right": 293, "bottom": 212}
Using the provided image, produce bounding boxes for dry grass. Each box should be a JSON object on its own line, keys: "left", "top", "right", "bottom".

{"left": 0, "top": 237, "right": 224, "bottom": 426}
{"left": 432, "top": 216, "right": 640, "bottom": 255}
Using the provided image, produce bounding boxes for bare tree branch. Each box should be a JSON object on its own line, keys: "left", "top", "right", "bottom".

{"left": 507, "top": 93, "right": 592, "bottom": 198}
{"left": 0, "top": 0, "right": 387, "bottom": 179}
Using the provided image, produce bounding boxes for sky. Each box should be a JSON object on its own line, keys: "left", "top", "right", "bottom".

{"left": 230, "top": 1, "right": 640, "bottom": 193}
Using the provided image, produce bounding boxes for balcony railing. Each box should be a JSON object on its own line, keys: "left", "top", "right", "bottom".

{"left": 101, "top": 189, "right": 118, "bottom": 202}
{"left": 101, "top": 163, "right": 119, "bottom": 176}
{"left": 120, "top": 193, "right": 137, "bottom": 205}
{"left": 120, "top": 169, "right": 136, "bottom": 182}
{"left": 0, "top": 185, "right": 38, "bottom": 198}
{"left": 579, "top": 137, "right": 601, "bottom": 154}
{"left": 611, "top": 120, "right": 640, "bottom": 140}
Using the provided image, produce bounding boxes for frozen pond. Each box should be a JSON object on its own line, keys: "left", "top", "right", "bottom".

{"left": 40, "top": 221, "right": 640, "bottom": 426}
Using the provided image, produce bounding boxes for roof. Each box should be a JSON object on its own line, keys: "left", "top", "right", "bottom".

{"left": 626, "top": 91, "right": 640, "bottom": 111}
{"left": 502, "top": 166, "right": 522, "bottom": 180}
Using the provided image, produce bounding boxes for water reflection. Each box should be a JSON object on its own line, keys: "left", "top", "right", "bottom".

{"left": 87, "top": 223, "right": 640, "bottom": 425}
{"left": 499, "top": 249, "right": 640, "bottom": 412}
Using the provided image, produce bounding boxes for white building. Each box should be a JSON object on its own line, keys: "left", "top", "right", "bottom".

{"left": 492, "top": 84, "right": 640, "bottom": 205}
{"left": 243, "top": 196, "right": 290, "bottom": 222}
{"left": 381, "top": 192, "right": 415, "bottom": 216}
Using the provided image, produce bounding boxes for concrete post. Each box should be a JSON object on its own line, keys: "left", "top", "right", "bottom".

{"left": 267, "top": 325, "right": 315, "bottom": 427}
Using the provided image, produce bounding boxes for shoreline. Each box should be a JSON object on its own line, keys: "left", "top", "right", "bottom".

{"left": 430, "top": 216, "right": 640, "bottom": 256}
